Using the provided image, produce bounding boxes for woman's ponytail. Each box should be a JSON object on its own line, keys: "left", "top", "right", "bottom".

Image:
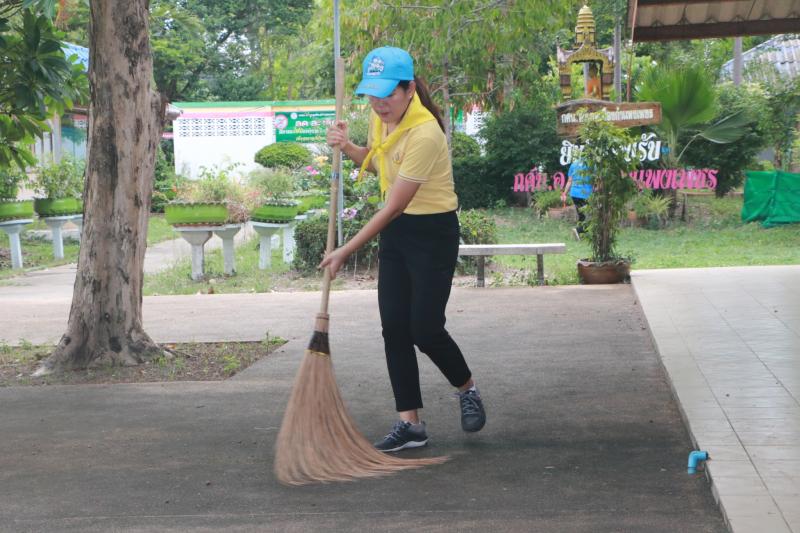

{"left": 399, "top": 76, "right": 445, "bottom": 133}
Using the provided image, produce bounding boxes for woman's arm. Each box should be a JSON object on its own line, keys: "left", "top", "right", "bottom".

{"left": 562, "top": 177, "right": 572, "bottom": 200}
{"left": 319, "top": 179, "right": 421, "bottom": 278}
{"left": 327, "top": 121, "right": 374, "bottom": 171}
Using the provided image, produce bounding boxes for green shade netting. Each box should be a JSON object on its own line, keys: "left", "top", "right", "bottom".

{"left": 742, "top": 170, "right": 800, "bottom": 227}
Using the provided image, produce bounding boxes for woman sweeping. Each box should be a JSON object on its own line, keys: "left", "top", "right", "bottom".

{"left": 322, "top": 46, "right": 486, "bottom": 452}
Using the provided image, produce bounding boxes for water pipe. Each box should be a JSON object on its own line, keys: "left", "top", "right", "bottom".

{"left": 687, "top": 451, "right": 709, "bottom": 474}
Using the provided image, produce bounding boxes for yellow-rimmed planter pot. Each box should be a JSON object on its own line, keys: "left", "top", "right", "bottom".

{"left": 33, "top": 197, "right": 83, "bottom": 217}
{"left": 0, "top": 199, "right": 35, "bottom": 221}
{"left": 164, "top": 201, "right": 228, "bottom": 226}
{"left": 251, "top": 200, "right": 299, "bottom": 223}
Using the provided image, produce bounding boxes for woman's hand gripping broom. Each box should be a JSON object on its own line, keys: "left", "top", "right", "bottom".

{"left": 273, "top": 58, "right": 447, "bottom": 485}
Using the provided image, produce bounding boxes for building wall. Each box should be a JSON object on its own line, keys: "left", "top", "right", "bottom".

{"left": 173, "top": 111, "right": 274, "bottom": 178}
{"left": 172, "top": 100, "right": 336, "bottom": 179}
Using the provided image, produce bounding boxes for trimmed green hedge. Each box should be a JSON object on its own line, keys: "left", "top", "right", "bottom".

{"left": 254, "top": 142, "right": 311, "bottom": 170}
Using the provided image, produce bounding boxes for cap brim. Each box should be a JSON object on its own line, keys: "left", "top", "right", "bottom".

{"left": 355, "top": 78, "right": 399, "bottom": 98}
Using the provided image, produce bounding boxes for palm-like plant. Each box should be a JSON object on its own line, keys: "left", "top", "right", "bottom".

{"left": 636, "top": 65, "right": 751, "bottom": 169}
{"left": 637, "top": 66, "right": 752, "bottom": 214}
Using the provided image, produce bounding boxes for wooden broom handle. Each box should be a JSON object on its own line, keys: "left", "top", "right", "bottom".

{"left": 319, "top": 57, "right": 346, "bottom": 315}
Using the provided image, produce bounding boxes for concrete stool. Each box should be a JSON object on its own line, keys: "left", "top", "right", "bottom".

{"left": 251, "top": 221, "right": 289, "bottom": 269}
{"left": 175, "top": 226, "right": 221, "bottom": 281}
{"left": 42, "top": 214, "right": 83, "bottom": 259}
{"left": 212, "top": 223, "right": 242, "bottom": 275}
{"left": 282, "top": 214, "right": 308, "bottom": 264}
{"left": 0, "top": 218, "right": 33, "bottom": 269}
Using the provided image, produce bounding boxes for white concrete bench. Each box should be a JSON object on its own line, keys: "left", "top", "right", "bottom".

{"left": 458, "top": 243, "right": 567, "bottom": 287}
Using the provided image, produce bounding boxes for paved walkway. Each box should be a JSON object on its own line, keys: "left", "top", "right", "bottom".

{"left": 1, "top": 234, "right": 798, "bottom": 531}
{"left": 0, "top": 286, "right": 726, "bottom": 532}
{"left": 0, "top": 224, "right": 255, "bottom": 301}
{"left": 633, "top": 266, "right": 800, "bottom": 533}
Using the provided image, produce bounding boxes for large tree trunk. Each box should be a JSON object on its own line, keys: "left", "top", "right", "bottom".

{"left": 37, "top": 0, "right": 164, "bottom": 374}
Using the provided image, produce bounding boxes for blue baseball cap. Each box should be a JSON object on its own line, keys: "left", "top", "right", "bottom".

{"left": 355, "top": 47, "right": 414, "bottom": 98}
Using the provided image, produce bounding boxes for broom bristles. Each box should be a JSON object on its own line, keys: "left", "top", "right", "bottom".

{"left": 275, "top": 330, "right": 448, "bottom": 485}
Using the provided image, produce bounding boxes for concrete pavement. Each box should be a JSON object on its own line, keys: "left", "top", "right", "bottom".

{"left": 633, "top": 266, "right": 800, "bottom": 533}
{"left": 0, "top": 285, "right": 727, "bottom": 532}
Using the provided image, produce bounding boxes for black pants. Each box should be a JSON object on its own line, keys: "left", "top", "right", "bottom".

{"left": 572, "top": 196, "right": 588, "bottom": 233}
{"left": 378, "top": 211, "right": 472, "bottom": 412}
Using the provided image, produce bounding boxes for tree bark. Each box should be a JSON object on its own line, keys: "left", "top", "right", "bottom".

{"left": 38, "top": 0, "right": 164, "bottom": 373}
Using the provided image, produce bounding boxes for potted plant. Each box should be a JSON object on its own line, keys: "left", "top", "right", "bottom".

{"left": 0, "top": 167, "right": 34, "bottom": 221}
{"left": 29, "top": 156, "right": 85, "bottom": 217}
{"left": 575, "top": 112, "right": 638, "bottom": 284}
{"left": 165, "top": 164, "right": 243, "bottom": 226}
{"left": 247, "top": 167, "right": 299, "bottom": 223}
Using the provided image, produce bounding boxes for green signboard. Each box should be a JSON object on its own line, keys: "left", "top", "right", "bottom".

{"left": 274, "top": 110, "right": 336, "bottom": 143}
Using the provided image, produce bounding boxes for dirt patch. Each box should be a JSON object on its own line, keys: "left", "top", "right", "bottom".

{"left": 0, "top": 339, "right": 285, "bottom": 387}
{"left": 0, "top": 248, "right": 11, "bottom": 269}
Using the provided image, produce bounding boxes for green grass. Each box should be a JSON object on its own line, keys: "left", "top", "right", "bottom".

{"left": 489, "top": 195, "right": 800, "bottom": 285}
{"left": 0, "top": 231, "right": 80, "bottom": 280}
{"left": 0, "top": 214, "right": 180, "bottom": 279}
{"left": 5, "top": 196, "right": 798, "bottom": 290}
{"left": 146, "top": 214, "right": 178, "bottom": 246}
{"left": 143, "top": 236, "right": 297, "bottom": 295}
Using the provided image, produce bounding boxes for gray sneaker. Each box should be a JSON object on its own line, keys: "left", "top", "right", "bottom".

{"left": 374, "top": 421, "right": 429, "bottom": 452}
{"left": 457, "top": 388, "right": 486, "bottom": 432}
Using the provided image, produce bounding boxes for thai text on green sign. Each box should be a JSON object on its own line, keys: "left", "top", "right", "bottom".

{"left": 274, "top": 110, "right": 335, "bottom": 142}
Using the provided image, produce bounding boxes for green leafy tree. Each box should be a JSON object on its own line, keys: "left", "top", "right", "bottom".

{"left": 635, "top": 36, "right": 770, "bottom": 83}
{"left": 58, "top": 0, "right": 316, "bottom": 101}
{"left": 149, "top": 0, "right": 206, "bottom": 101}
{"left": 479, "top": 83, "right": 562, "bottom": 205}
{"left": 682, "top": 82, "right": 770, "bottom": 196}
{"left": 258, "top": 2, "right": 332, "bottom": 100}
{"left": 636, "top": 65, "right": 750, "bottom": 211}
{"left": 164, "top": 0, "right": 313, "bottom": 101}
{"left": 334, "top": 0, "right": 572, "bottom": 142}
{"left": 0, "top": 5, "right": 87, "bottom": 169}
{"left": 759, "top": 74, "right": 800, "bottom": 170}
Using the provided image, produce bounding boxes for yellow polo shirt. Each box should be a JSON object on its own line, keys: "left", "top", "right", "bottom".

{"left": 367, "top": 112, "right": 458, "bottom": 215}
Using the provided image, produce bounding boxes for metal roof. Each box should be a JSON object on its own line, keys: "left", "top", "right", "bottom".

{"left": 720, "top": 33, "right": 800, "bottom": 80}
{"left": 628, "top": 0, "right": 800, "bottom": 41}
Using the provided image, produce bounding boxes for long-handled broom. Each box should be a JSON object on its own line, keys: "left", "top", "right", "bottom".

{"left": 273, "top": 57, "right": 448, "bottom": 486}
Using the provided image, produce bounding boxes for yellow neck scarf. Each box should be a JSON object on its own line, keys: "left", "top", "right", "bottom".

{"left": 357, "top": 93, "right": 436, "bottom": 197}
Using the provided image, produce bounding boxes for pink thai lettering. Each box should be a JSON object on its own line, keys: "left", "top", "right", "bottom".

{"left": 660, "top": 169, "right": 672, "bottom": 189}
{"left": 513, "top": 170, "right": 550, "bottom": 192}
{"left": 706, "top": 169, "right": 718, "bottom": 189}
{"left": 513, "top": 173, "right": 525, "bottom": 192}
{"left": 553, "top": 171, "right": 566, "bottom": 190}
{"left": 644, "top": 169, "right": 658, "bottom": 189}
{"left": 511, "top": 168, "right": 717, "bottom": 191}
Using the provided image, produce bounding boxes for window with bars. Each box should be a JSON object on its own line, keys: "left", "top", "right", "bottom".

{"left": 175, "top": 117, "right": 269, "bottom": 138}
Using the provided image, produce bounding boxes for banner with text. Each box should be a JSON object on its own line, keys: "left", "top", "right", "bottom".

{"left": 274, "top": 110, "right": 336, "bottom": 143}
